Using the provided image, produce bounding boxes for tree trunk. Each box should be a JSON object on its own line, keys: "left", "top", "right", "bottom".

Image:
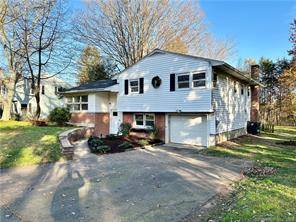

{"left": 34, "top": 88, "right": 41, "bottom": 119}
{"left": 1, "top": 72, "right": 17, "bottom": 121}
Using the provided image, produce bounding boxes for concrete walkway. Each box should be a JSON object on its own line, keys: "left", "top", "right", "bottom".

{"left": 0, "top": 140, "right": 249, "bottom": 222}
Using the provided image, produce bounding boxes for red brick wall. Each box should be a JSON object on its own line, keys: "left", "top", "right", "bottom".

{"left": 70, "top": 112, "right": 109, "bottom": 137}
{"left": 122, "top": 112, "right": 165, "bottom": 141}
{"left": 251, "top": 86, "right": 260, "bottom": 122}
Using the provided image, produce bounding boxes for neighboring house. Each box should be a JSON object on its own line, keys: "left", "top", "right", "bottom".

{"left": 10, "top": 75, "right": 71, "bottom": 118}
{"left": 63, "top": 49, "right": 260, "bottom": 147}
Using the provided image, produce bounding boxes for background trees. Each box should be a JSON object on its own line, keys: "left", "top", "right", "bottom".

{"left": 259, "top": 19, "right": 296, "bottom": 125}
{"left": 77, "top": 45, "right": 117, "bottom": 84}
{"left": 74, "top": 0, "right": 234, "bottom": 68}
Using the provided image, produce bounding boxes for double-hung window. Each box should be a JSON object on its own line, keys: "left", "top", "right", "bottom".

{"left": 130, "top": 79, "right": 139, "bottom": 93}
{"left": 192, "top": 72, "right": 206, "bottom": 87}
{"left": 177, "top": 74, "right": 190, "bottom": 89}
{"left": 134, "top": 113, "right": 155, "bottom": 128}
{"left": 67, "top": 95, "right": 88, "bottom": 111}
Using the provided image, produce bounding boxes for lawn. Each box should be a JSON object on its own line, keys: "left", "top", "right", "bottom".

{"left": 0, "top": 121, "right": 70, "bottom": 168}
{"left": 200, "top": 126, "right": 296, "bottom": 222}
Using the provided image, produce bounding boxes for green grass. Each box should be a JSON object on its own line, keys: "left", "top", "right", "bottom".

{"left": 201, "top": 126, "right": 296, "bottom": 221}
{"left": 0, "top": 121, "right": 70, "bottom": 168}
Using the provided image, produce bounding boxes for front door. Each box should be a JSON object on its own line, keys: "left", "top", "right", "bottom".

{"left": 110, "top": 110, "right": 122, "bottom": 134}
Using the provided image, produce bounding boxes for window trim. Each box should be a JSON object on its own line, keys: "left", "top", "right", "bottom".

{"left": 129, "top": 79, "right": 139, "bottom": 93}
{"left": 66, "top": 95, "right": 88, "bottom": 112}
{"left": 134, "top": 113, "right": 155, "bottom": 129}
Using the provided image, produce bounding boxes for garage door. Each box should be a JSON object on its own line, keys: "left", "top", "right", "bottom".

{"left": 169, "top": 115, "right": 207, "bottom": 146}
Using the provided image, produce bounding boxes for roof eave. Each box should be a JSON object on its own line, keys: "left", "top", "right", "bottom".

{"left": 213, "top": 63, "right": 263, "bottom": 86}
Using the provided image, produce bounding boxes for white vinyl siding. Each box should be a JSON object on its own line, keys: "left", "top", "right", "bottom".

{"left": 117, "top": 52, "right": 212, "bottom": 112}
{"left": 213, "top": 74, "right": 251, "bottom": 134}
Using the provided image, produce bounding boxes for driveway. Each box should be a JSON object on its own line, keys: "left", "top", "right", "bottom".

{"left": 0, "top": 140, "right": 249, "bottom": 222}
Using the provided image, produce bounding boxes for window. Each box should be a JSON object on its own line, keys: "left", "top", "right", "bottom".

{"left": 213, "top": 73, "right": 218, "bottom": 87}
{"left": 192, "top": 72, "right": 206, "bottom": 87}
{"left": 66, "top": 95, "right": 88, "bottom": 111}
{"left": 177, "top": 74, "right": 190, "bottom": 89}
{"left": 241, "top": 85, "right": 244, "bottom": 95}
{"left": 145, "top": 114, "right": 155, "bottom": 127}
{"left": 135, "top": 114, "right": 144, "bottom": 126}
{"left": 41, "top": 85, "right": 45, "bottom": 95}
{"left": 55, "top": 86, "right": 64, "bottom": 94}
{"left": 134, "top": 113, "right": 155, "bottom": 128}
{"left": 234, "top": 82, "right": 237, "bottom": 93}
{"left": 113, "top": 112, "right": 118, "bottom": 116}
{"left": 130, "top": 80, "right": 139, "bottom": 93}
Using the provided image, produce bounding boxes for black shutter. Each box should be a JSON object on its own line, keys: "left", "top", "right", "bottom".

{"left": 170, "top": 74, "right": 175, "bottom": 91}
{"left": 139, "top": 78, "right": 144, "bottom": 94}
{"left": 124, "top": 79, "right": 129, "bottom": 95}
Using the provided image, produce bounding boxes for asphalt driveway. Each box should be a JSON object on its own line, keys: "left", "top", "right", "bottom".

{"left": 0, "top": 140, "right": 249, "bottom": 222}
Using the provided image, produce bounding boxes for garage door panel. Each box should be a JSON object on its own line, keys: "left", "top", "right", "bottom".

{"left": 170, "top": 115, "right": 207, "bottom": 146}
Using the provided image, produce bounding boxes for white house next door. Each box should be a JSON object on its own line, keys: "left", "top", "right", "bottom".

{"left": 169, "top": 115, "right": 207, "bottom": 146}
{"left": 110, "top": 110, "right": 122, "bottom": 134}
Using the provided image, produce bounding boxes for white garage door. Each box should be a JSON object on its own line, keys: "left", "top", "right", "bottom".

{"left": 169, "top": 115, "right": 207, "bottom": 146}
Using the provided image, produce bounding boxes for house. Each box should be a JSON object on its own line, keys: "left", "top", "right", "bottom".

{"left": 1, "top": 75, "right": 72, "bottom": 118}
{"left": 63, "top": 49, "right": 260, "bottom": 147}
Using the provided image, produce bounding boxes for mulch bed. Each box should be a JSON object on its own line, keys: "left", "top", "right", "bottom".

{"left": 90, "top": 135, "right": 164, "bottom": 155}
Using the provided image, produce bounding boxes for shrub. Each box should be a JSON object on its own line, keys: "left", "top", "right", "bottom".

{"left": 138, "top": 139, "right": 149, "bottom": 147}
{"left": 118, "top": 141, "right": 133, "bottom": 150}
{"left": 96, "top": 145, "right": 111, "bottom": 154}
{"left": 48, "top": 107, "right": 71, "bottom": 126}
{"left": 106, "top": 134, "right": 117, "bottom": 140}
{"left": 88, "top": 136, "right": 104, "bottom": 152}
{"left": 149, "top": 127, "right": 159, "bottom": 140}
{"left": 119, "top": 123, "right": 132, "bottom": 136}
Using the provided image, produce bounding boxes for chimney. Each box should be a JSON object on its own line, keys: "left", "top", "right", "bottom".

{"left": 250, "top": 65, "right": 260, "bottom": 122}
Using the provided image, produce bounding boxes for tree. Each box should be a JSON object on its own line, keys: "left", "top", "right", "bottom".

{"left": 0, "top": 0, "right": 25, "bottom": 120}
{"left": 15, "top": 0, "right": 74, "bottom": 118}
{"left": 77, "top": 45, "right": 115, "bottom": 84}
{"left": 74, "top": 0, "right": 234, "bottom": 68}
{"left": 288, "top": 19, "right": 296, "bottom": 59}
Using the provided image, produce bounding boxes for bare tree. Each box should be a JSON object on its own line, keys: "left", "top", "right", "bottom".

{"left": 0, "top": 0, "right": 25, "bottom": 120}
{"left": 14, "top": 0, "right": 74, "bottom": 118}
{"left": 75, "top": 0, "right": 234, "bottom": 68}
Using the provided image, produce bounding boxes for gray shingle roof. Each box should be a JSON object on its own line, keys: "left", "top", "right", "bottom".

{"left": 64, "top": 79, "right": 117, "bottom": 93}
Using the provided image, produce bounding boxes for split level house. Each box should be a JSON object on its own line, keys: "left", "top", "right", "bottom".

{"left": 0, "top": 75, "right": 71, "bottom": 118}
{"left": 63, "top": 49, "right": 260, "bottom": 147}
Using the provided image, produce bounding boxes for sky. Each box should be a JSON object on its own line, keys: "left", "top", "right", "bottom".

{"left": 70, "top": 0, "right": 295, "bottom": 66}
{"left": 199, "top": 0, "right": 296, "bottom": 65}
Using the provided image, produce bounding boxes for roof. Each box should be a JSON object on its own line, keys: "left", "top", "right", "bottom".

{"left": 63, "top": 79, "right": 118, "bottom": 94}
